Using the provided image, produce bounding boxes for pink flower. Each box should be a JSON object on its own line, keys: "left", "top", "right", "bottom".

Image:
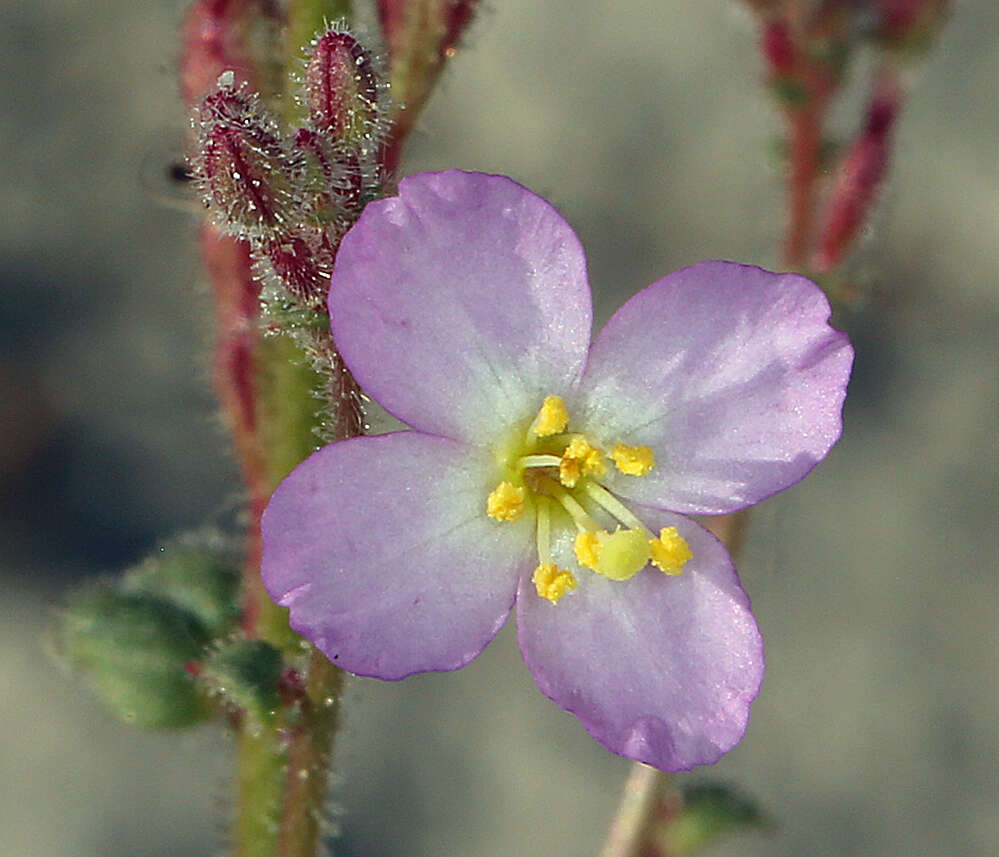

{"left": 261, "top": 170, "right": 853, "bottom": 770}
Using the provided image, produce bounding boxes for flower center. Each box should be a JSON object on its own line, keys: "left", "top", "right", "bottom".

{"left": 485, "top": 395, "right": 692, "bottom": 604}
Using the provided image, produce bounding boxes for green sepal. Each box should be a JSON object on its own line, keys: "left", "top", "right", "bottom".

{"left": 126, "top": 546, "right": 241, "bottom": 637}
{"left": 655, "top": 782, "right": 770, "bottom": 856}
{"left": 201, "top": 639, "right": 285, "bottom": 724}
{"left": 56, "top": 588, "right": 212, "bottom": 729}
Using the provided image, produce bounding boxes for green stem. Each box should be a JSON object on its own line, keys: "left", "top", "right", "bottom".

{"left": 232, "top": 332, "right": 349, "bottom": 857}
{"left": 596, "top": 510, "right": 749, "bottom": 857}
{"left": 598, "top": 764, "right": 671, "bottom": 857}
{"left": 233, "top": 653, "right": 345, "bottom": 857}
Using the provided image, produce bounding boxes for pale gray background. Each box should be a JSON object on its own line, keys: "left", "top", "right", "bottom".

{"left": 2, "top": 1, "right": 996, "bottom": 856}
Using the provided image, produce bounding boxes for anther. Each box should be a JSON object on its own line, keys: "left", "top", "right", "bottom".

{"left": 611, "top": 442, "right": 656, "bottom": 476}
{"left": 486, "top": 481, "right": 525, "bottom": 521}
{"left": 559, "top": 436, "right": 606, "bottom": 487}
{"left": 531, "top": 395, "right": 569, "bottom": 437}
{"left": 649, "top": 527, "right": 692, "bottom": 575}
{"left": 532, "top": 563, "right": 577, "bottom": 604}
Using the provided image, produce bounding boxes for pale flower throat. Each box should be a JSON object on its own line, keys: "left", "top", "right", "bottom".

{"left": 486, "top": 395, "right": 692, "bottom": 604}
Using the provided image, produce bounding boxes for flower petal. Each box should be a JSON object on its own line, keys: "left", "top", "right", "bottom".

{"left": 517, "top": 510, "right": 763, "bottom": 771}
{"left": 577, "top": 261, "right": 853, "bottom": 514}
{"left": 262, "top": 432, "right": 531, "bottom": 679}
{"left": 329, "top": 170, "right": 592, "bottom": 443}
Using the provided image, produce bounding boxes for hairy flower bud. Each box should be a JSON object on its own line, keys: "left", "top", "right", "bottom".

{"left": 261, "top": 229, "right": 337, "bottom": 305}
{"left": 200, "top": 639, "right": 284, "bottom": 723}
{"left": 55, "top": 588, "right": 211, "bottom": 728}
{"left": 304, "top": 27, "right": 385, "bottom": 147}
{"left": 293, "top": 128, "right": 377, "bottom": 230}
{"left": 192, "top": 74, "right": 305, "bottom": 239}
{"left": 125, "top": 544, "right": 241, "bottom": 638}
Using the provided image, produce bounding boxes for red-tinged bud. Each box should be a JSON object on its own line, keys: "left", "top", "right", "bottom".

{"left": 193, "top": 75, "right": 305, "bottom": 239}
{"left": 180, "top": 0, "right": 283, "bottom": 106}
{"left": 304, "top": 27, "right": 385, "bottom": 146}
{"left": 182, "top": 0, "right": 249, "bottom": 104}
{"left": 379, "top": 0, "right": 480, "bottom": 64}
{"left": 876, "top": 0, "right": 949, "bottom": 50}
{"left": 814, "top": 76, "right": 902, "bottom": 272}
{"left": 762, "top": 19, "right": 796, "bottom": 76}
{"left": 294, "top": 128, "right": 380, "bottom": 226}
{"left": 293, "top": 128, "right": 341, "bottom": 224}
{"left": 378, "top": 0, "right": 480, "bottom": 171}
{"left": 440, "top": 0, "right": 479, "bottom": 58}
{"left": 262, "top": 229, "right": 337, "bottom": 305}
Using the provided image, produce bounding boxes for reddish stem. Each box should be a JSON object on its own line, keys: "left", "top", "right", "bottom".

{"left": 784, "top": 101, "right": 825, "bottom": 267}
{"left": 198, "top": 227, "right": 270, "bottom": 636}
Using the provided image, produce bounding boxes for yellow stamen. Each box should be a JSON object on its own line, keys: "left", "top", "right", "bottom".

{"left": 543, "top": 478, "right": 602, "bottom": 534}
{"left": 486, "top": 481, "right": 525, "bottom": 522}
{"left": 611, "top": 442, "right": 656, "bottom": 476}
{"left": 488, "top": 392, "right": 689, "bottom": 594}
{"left": 559, "top": 436, "right": 607, "bottom": 487}
{"left": 520, "top": 454, "right": 562, "bottom": 469}
{"left": 532, "top": 563, "right": 578, "bottom": 604}
{"left": 532, "top": 395, "right": 569, "bottom": 437}
{"left": 573, "top": 531, "right": 602, "bottom": 571}
{"left": 559, "top": 457, "right": 582, "bottom": 488}
{"left": 649, "top": 527, "right": 693, "bottom": 575}
{"left": 582, "top": 480, "right": 649, "bottom": 535}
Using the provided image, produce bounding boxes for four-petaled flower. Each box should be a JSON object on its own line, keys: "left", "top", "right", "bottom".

{"left": 261, "top": 170, "right": 853, "bottom": 771}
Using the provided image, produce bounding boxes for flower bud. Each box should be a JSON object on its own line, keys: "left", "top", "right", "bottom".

{"left": 261, "top": 229, "right": 337, "bottom": 305}
{"left": 55, "top": 588, "right": 211, "bottom": 728}
{"left": 192, "top": 74, "right": 305, "bottom": 239}
{"left": 876, "top": 0, "right": 949, "bottom": 51}
{"left": 379, "top": 0, "right": 480, "bottom": 69}
{"left": 293, "top": 128, "right": 376, "bottom": 229}
{"left": 378, "top": 0, "right": 480, "bottom": 170}
{"left": 200, "top": 639, "right": 284, "bottom": 724}
{"left": 304, "top": 27, "right": 385, "bottom": 147}
{"left": 125, "top": 545, "right": 241, "bottom": 638}
{"left": 762, "top": 19, "right": 796, "bottom": 76}
{"left": 181, "top": 0, "right": 256, "bottom": 104}
{"left": 813, "top": 77, "right": 900, "bottom": 272}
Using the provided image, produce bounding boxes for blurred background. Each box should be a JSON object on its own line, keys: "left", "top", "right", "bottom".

{"left": 2, "top": 1, "right": 996, "bottom": 855}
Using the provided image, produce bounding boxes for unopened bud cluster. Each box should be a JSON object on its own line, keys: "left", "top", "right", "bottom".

{"left": 741, "top": 0, "right": 948, "bottom": 292}
{"left": 52, "top": 537, "right": 289, "bottom": 730}
{"left": 190, "top": 24, "right": 388, "bottom": 309}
